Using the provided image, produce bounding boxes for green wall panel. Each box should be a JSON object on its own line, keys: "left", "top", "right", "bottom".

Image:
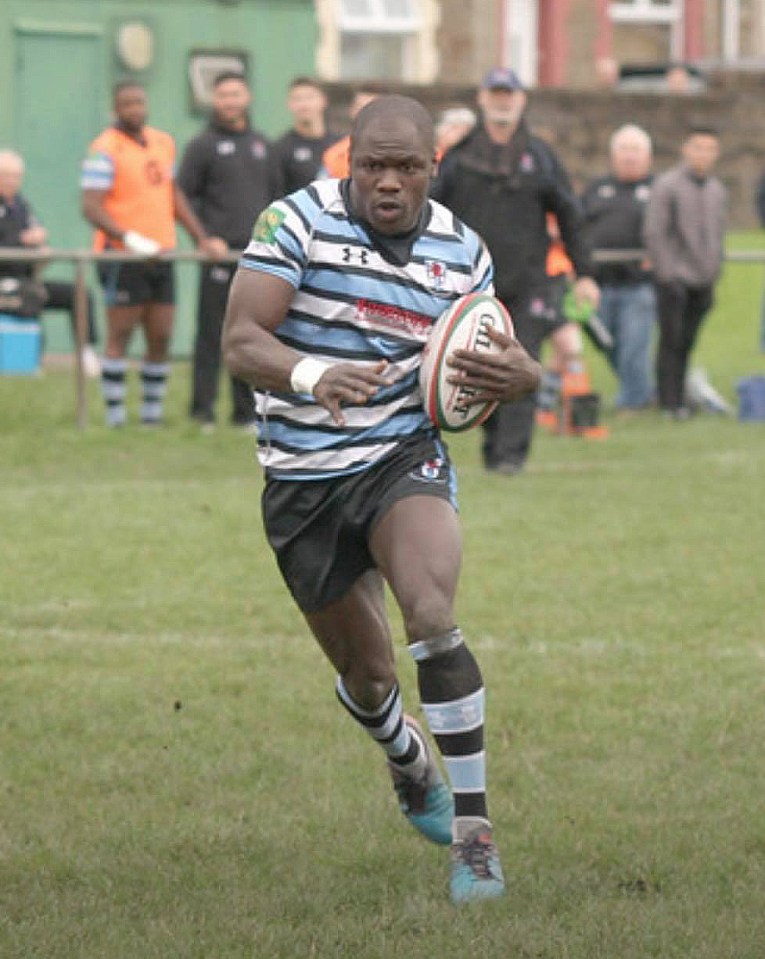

{"left": 0, "top": 0, "right": 317, "bottom": 356}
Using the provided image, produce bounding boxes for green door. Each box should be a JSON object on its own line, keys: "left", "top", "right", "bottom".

{"left": 14, "top": 26, "right": 105, "bottom": 352}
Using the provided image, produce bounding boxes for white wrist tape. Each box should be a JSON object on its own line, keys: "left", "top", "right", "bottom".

{"left": 290, "top": 357, "right": 331, "bottom": 395}
{"left": 124, "top": 230, "right": 161, "bottom": 256}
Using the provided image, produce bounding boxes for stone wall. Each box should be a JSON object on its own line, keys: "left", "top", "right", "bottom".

{"left": 324, "top": 74, "right": 765, "bottom": 229}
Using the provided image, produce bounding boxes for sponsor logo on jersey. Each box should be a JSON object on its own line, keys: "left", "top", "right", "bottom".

{"left": 634, "top": 184, "right": 651, "bottom": 203}
{"left": 294, "top": 147, "right": 313, "bottom": 162}
{"left": 342, "top": 246, "right": 369, "bottom": 264}
{"left": 355, "top": 299, "right": 432, "bottom": 339}
{"left": 217, "top": 141, "right": 236, "bottom": 156}
{"left": 252, "top": 206, "right": 286, "bottom": 243}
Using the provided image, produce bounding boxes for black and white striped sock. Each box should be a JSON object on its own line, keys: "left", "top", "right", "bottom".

{"left": 141, "top": 361, "right": 169, "bottom": 424}
{"left": 335, "top": 677, "right": 428, "bottom": 781}
{"left": 101, "top": 357, "right": 128, "bottom": 428}
{"left": 411, "top": 629, "right": 489, "bottom": 829}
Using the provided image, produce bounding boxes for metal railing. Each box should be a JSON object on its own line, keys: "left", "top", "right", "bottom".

{"left": 1, "top": 246, "right": 764, "bottom": 428}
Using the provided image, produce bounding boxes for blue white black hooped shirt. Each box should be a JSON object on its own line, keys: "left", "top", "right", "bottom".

{"left": 239, "top": 177, "right": 494, "bottom": 480}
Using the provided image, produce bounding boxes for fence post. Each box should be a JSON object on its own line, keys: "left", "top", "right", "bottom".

{"left": 73, "top": 255, "right": 89, "bottom": 429}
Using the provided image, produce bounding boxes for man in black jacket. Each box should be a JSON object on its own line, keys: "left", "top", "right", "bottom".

{"left": 274, "top": 77, "right": 340, "bottom": 194}
{"left": 178, "top": 72, "right": 283, "bottom": 429}
{"left": 757, "top": 170, "right": 765, "bottom": 352}
{"left": 0, "top": 148, "right": 101, "bottom": 376}
{"left": 433, "top": 68, "right": 598, "bottom": 473}
{"left": 581, "top": 124, "right": 655, "bottom": 411}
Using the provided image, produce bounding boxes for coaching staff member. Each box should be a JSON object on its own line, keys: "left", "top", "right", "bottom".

{"left": 81, "top": 81, "right": 225, "bottom": 428}
{"left": 433, "top": 67, "right": 598, "bottom": 474}
{"left": 223, "top": 95, "right": 539, "bottom": 902}
{"left": 178, "top": 71, "right": 283, "bottom": 429}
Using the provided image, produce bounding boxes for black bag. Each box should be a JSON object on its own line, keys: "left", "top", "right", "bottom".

{"left": 0, "top": 276, "right": 49, "bottom": 318}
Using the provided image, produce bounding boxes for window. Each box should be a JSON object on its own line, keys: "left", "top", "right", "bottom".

{"left": 610, "top": 0, "right": 681, "bottom": 24}
{"left": 316, "top": 0, "right": 438, "bottom": 83}
{"left": 610, "top": 0, "right": 683, "bottom": 59}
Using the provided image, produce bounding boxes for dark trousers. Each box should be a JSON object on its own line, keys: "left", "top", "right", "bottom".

{"left": 655, "top": 281, "right": 714, "bottom": 411}
{"left": 190, "top": 264, "right": 255, "bottom": 425}
{"left": 481, "top": 288, "right": 559, "bottom": 469}
{"left": 43, "top": 280, "right": 97, "bottom": 345}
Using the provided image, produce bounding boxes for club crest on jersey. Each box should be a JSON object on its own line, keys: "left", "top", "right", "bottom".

{"left": 252, "top": 206, "right": 286, "bottom": 243}
{"left": 411, "top": 457, "right": 445, "bottom": 483}
{"left": 520, "top": 152, "right": 535, "bottom": 173}
{"left": 251, "top": 141, "right": 267, "bottom": 160}
{"left": 426, "top": 259, "right": 447, "bottom": 290}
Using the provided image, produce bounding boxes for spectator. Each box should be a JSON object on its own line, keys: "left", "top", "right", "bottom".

{"left": 665, "top": 64, "right": 692, "bottom": 95}
{"left": 581, "top": 124, "right": 656, "bottom": 411}
{"left": 643, "top": 126, "right": 727, "bottom": 418}
{"left": 319, "top": 82, "right": 388, "bottom": 179}
{"left": 0, "top": 148, "right": 100, "bottom": 377}
{"left": 756, "top": 169, "right": 765, "bottom": 352}
{"left": 274, "top": 77, "right": 341, "bottom": 195}
{"left": 223, "top": 93, "right": 540, "bottom": 904}
{"left": 81, "top": 81, "right": 226, "bottom": 428}
{"left": 594, "top": 57, "right": 620, "bottom": 90}
{"left": 434, "top": 106, "right": 476, "bottom": 156}
{"left": 432, "top": 67, "right": 599, "bottom": 474}
{"left": 178, "top": 71, "right": 282, "bottom": 430}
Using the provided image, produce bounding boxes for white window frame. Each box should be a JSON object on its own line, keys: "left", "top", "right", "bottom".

{"left": 502, "top": 0, "right": 538, "bottom": 87}
{"left": 338, "top": 0, "right": 422, "bottom": 34}
{"left": 316, "top": 0, "right": 439, "bottom": 84}
{"left": 609, "top": 0, "right": 684, "bottom": 58}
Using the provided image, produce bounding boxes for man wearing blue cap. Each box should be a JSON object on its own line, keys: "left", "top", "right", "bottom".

{"left": 433, "top": 67, "right": 599, "bottom": 474}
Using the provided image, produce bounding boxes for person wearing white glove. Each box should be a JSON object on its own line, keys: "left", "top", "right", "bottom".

{"left": 81, "top": 80, "right": 227, "bottom": 428}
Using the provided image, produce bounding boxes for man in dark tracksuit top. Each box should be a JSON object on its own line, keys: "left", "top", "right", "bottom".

{"left": 178, "top": 71, "right": 283, "bottom": 427}
{"left": 432, "top": 68, "right": 598, "bottom": 474}
{"left": 274, "top": 76, "right": 341, "bottom": 195}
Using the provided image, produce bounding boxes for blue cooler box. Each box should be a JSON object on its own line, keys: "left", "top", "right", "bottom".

{"left": 0, "top": 314, "right": 42, "bottom": 374}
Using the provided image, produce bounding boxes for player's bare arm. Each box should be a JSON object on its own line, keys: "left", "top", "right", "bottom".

{"left": 81, "top": 188, "right": 125, "bottom": 243}
{"left": 224, "top": 269, "right": 394, "bottom": 425}
{"left": 447, "top": 326, "right": 541, "bottom": 404}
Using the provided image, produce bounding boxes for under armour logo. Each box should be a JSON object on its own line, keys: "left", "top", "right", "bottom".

{"left": 342, "top": 247, "right": 369, "bottom": 265}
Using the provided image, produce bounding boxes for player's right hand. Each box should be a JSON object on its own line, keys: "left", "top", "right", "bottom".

{"left": 313, "top": 360, "right": 395, "bottom": 426}
{"left": 123, "top": 230, "right": 161, "bottom": 257}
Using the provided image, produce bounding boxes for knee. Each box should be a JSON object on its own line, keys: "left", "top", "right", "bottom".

{"left": 401, "top": 592, "right": 454, "bottom": 644}
{"left": 340, "top": 655, "right": 396, "bottom": 711}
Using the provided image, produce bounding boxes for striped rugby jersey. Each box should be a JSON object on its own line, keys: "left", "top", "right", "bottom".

{"left": 240, "top": 178, "right": 494, "bottom": 480}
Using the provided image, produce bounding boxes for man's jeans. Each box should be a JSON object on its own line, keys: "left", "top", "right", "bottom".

{"left": 600, "top": 282, "right": 657, "bottom": 409}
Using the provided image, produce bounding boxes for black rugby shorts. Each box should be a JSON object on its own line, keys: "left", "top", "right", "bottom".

{"left": 261, "top": 433, "right": 457, "bottom": 613}
{"left": 97, "top": 260, "right": 175, "bottom": 307}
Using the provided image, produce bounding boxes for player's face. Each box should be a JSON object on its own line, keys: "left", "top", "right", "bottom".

{"left": 0, "top": 160, "right": 24, "bottom": 199}
{"left": 287, "top": 84, "right": 326, "bottom": 124}
{"left": 349, "top": 119, "right": 435, "bottom": 236}
{"left": 682, "top": 134, "right": 720, "bottom": 177}
{"left": 114, "top": 86, "right": 147, "bottom": 133}
{"left": 212, "top": 79, "right": 251, "bottom": 126}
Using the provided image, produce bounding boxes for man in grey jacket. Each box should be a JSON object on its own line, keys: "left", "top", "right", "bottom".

{"left": 643, "top": 127, "right": 726, "bottom": 418}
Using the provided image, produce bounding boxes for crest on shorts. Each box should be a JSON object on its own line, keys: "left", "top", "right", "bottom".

{"left": 420, "top": 457, "right": 444, "bottom": 481}
{"left": 252, "top": 206, "right": 286, "bottom": 244}
{"left": 426, "top": 259, "right": 447, "bottom": 291}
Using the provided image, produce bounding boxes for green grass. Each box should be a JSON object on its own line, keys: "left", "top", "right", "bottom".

{"left": 2, "top": 242, "right": 765, "bottom": 958}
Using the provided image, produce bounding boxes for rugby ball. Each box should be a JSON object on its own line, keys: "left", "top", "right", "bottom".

{"left": 419, "top": 293, "right": 514, "bottom": 432}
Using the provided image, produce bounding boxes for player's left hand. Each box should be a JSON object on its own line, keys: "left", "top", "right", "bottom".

{"left": 198, "top": 236, "right": 229, "bottom": 261}
{"left": 447, "top": 327, "right": 541, "bottom": 404}
{"left": 572, "top": 275, "right": 600, "bottom": 310}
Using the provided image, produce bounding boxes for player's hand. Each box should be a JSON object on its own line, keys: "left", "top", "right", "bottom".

{"left": 313, "top": 360, "right": 396, "bottom": 426}
{"left": 123, "top": 230, "right": 161, "bottom": 257}
{"left": 447, "top": 327, "right": 541, "bottom": 404}
{"left": 20, "top": 226, "right": 48, "bottom": 247}
{"left": 572, "top": 275, "right": 600, "bottom": 310}
{"left": 198, "top": 236, "right": 229, "bottom": 261}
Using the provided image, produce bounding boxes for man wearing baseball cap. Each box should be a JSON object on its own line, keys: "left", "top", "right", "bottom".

{"left": 433, "top": 67, "right": 599, "bottom": 474}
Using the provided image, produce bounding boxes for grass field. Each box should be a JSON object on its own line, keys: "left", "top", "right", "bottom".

{"left": 2, "top": 242, "right": 765, "bottom": 958}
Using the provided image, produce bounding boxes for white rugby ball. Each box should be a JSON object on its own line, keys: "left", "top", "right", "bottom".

{"left": 419, "top": 293, "right": 514, "bottom": 432}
